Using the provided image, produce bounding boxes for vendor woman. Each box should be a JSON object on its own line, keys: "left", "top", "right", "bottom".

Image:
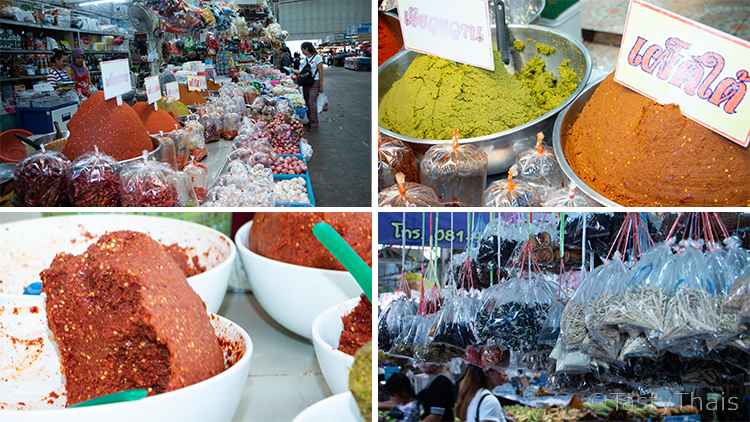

{"left": 454, "top": 365, "right": 506, "bottom": 422}
{"left": 47, "top": 50, "right": 73, "bottom": 89}
{"left": 70, "top": 48, "right": 93, "bottom": 97}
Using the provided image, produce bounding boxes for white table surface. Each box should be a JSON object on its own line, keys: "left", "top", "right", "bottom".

{"left": 220, "top": 264, "right": 332, "bottom": 422}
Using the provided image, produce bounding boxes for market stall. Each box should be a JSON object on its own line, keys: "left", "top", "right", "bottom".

{"left": 0, "top": 212, "right": 372, "bottom": 421}
{"left": 378, "top": 211, "right": 750, "bottom": 422}
{"left": 0, "top": 0, "right": 328, "bottom": 207}
{"left": 377, "top": 0, "right": 750, "bottom": 207}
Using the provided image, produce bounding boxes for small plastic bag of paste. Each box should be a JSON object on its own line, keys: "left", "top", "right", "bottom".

{"left": 543, "top": 184, "right": 599, "bottom": 207}
{"left": 512, "top": 133, "right": 563, "bottom": 191}
{"left": 120, "top": 152, "right": 180, "bottom": 207}
{"left": 420, "top": 129, "right": 487, "bottom": 206}
{"left": 13, "top": 146, "right": 71, "bottom": 207}
{"left": 66, "top": 146, "right": 120, "bottom": 207}
{"left": 379, "top": 173, "right": 442, "bottom": 207}
{"left": 483, "top": 172, "right": 540, "bottom": 207}
{"left": 378, "top": 134, "right": 419, "bottom": 189}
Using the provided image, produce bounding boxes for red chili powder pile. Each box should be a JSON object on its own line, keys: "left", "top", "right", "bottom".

{"left": 338, "top": 295, "right": 372, "bottom": 356}
{"left": 378, "top": 14, "right": 403, "bottom": 66}
{"left": 179, "top": 84, "right": 208, "bottom": 105}
{"left": 132, "top": 102, "right": 180, "bottom": 134}
{"left": 64, "top": 92, "right": 153, "bottom": 161}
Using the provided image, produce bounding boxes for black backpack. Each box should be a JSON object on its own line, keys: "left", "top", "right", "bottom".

{"left": 298, "top": 56, "right": 319, "bottom": 87}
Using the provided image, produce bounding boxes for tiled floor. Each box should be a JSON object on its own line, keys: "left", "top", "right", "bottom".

{"left": 581, "top": 0, "right": 750, "bottom": 40}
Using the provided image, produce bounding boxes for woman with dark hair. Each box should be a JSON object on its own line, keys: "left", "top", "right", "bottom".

{"left": 297, "top": 41, "right": 324, "bottom": 128}
{"left": 454, "top": 366, "right": 505, "bottom": 422}
{"left": 47, "top": 49, "right": 73, "bottom": 89}
{"left": 380, "top": 373, "right": 420, "bottom": 421}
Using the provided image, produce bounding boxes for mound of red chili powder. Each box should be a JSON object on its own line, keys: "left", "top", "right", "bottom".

{"left": 64, "top": 92, "right": 154, "bottom": 161}
{"left": 41, "top": 231, "right": 224, "bottom": 405}
{"left": 338, "top": 295, "right": 372, "bottom": 356}
{"left": 132, "top": 101, "right": 180, "bottom": 135}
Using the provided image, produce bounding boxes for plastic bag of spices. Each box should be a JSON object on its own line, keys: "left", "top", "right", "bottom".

{"left": 13, "top": 146, "right": 71, "bottom": 207}
{"left": 512, "top": 133, "right": 563, "bottom": 194}
{"left": 419, "top": 129, "right": 487, "bottom": 206}
{"left": 119, "top": 152, "right": 180, "bottom": 207}
{"left": 66, "top": 146, "right": 120, "bottom": 207}
{"left": 184, "top": 117, "right": 206, "bottom": 150}
{"left": 201, "top": 113, "right": 222, "bottom": 142}
{"left": 378, "top": 173, "right": 442, "bottom": 207}
{"left": 183, "top": 158, "right": 209, "bottom": 203}
{"left": 378, "top": 134, "right": 418, "bottom": 189}
{"left": 483, "top": 172, "right": 541, "bottom": 207}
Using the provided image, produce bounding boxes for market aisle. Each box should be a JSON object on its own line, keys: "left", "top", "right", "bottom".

{"left": 306, "top": 66, "right": 371, "bottom": 207}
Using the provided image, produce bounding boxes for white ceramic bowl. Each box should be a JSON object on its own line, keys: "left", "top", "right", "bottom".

{"left": 293, "top": 392, "right": 364, "bottom": 422}
{"left": 0, "top": 312, "right": 253, "bottom": 422}
{"left": 0, "top": 214, "right": 236, "bottom": 313}
{"left": 312, "top": 297, "right": 360, "bottom": 394}
{"left": 235, "top": 221, "right": 362, "bottom": 339}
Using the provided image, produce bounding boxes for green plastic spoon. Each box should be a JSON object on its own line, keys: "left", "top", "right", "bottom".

{"left": 69, "top": 389, "right": 149, "bottom": 408}
{"left": 312, "top": 222, "right": 372, "bottom": 301}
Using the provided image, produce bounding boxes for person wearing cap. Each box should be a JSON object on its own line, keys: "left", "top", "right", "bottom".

{"left": 70, "top": 48, "right": 92, "bottom": 97}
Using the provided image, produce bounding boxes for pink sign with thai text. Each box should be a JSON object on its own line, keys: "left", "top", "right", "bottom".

{"left": 615, "top": 0, "right": 750, "bottom": 147}
{"left": 397, "top": 0, "right": 494, "bottom": 70}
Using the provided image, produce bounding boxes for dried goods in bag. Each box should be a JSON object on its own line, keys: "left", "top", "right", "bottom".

{"left": 378, "top": 296, "right": 418, "bottom": 352}
{"left": 14, "top": 147, "right": 71, "bottom": 206}
{"left": 418, "top": 293, "right": 479, "bottom": 362}
{"left": 378, "top": 173, "right": 442, "bottom": 207}
{"left": 66, "top": 147, "right": 120, "bottom": 207}
{"left": 119, "top": 152, "right": 180, "bottom": 207}
{"left": 420, "top": 129, "right": 487, "bottom": 206}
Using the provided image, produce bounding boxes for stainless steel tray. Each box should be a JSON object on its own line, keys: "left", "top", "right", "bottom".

{"left": 378, "top": 24, "right": 592, "bottom": 174}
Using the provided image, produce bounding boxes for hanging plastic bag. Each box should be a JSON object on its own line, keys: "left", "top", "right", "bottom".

{"left": 378, "top": 296, "right": 418, "bottom": 353}
{"left": 378, "top": 135, "right": 419, "bottom": 189}
{"left": 378, "top": 173, "right": 442, "bottom": 207}
{"left": 66, "top": 146, "right": 120, "bottom": 207}
{"left": 119, "top": 152, "right": 180, "bottom": 207}
{"left": 317, "top": 92, "right": 329, "bottom": 114}
{"left": 483, "top": 172, "right": 540, "bottom": 207}
{"left": 13, "top": 146, "right": 71, "bottom": 207}
{"left": 420, "top": 129, "right": 487, "bottom": 206}
{"left": 583, "top": 256, "right": 629, "bottom": 362}
{"left": 418, "top": 293, "right": 479, "bottom": 362}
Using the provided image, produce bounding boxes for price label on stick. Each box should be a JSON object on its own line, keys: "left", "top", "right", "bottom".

{"left": 615, "top": 0, "right": 750, "bottom": 147}
{"left": 100, "top": 59, "right": 131, "bottom": 101}
{"left": 397, "top": 0, "right": 494, "bottom": 70}
{"left": 165, "top": 81, "right": 179, "bottom": 102}
{"left": 144, "top": 76, "right": 161, "bottom": 105}
{"left": 187, "top": 75, "right": 206, "bottom": 92}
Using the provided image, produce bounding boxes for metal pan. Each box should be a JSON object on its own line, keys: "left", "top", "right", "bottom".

{"left": 378, "top": 24, "right": 592, "bottom": 174}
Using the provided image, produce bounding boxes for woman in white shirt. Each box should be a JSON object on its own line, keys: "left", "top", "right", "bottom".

{"left": 298, "top": 41, "right": 324, "bottom": 129}
{"left": 455, "top": 365, "right": 506, "bottom": 422}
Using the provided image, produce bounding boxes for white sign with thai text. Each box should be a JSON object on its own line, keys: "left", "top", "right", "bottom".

{"left": 100, "top": 59, "right": 131, "bottom": 100}
{"left": 615, "top": 0, "right": 750, "bottom": 147}
{"left": 144, "top": 76, "right": 161, "bottom": 104}
{"left": 397, "top": 0, "right": 494, "bottom": 70}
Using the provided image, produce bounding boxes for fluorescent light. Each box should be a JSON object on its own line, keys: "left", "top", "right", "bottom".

{"left": 78, "top": 0, "right": 129, "bottom": 7}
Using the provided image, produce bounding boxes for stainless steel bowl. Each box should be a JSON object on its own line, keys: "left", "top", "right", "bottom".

{"left": 552, "top": 75, "right": 620, "bottom": 207}
{"left": 378, "top": 24, "right": 592, "bottom": 174}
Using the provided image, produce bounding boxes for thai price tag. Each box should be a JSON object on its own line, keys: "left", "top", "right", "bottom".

{"left": 615, "top": 0, "right": 750, "bottom": 147}
{"left": 165, "top": 81, "right": 180, "bottom": 102}
{"left": 397, "top": 0, "right": 494, "bottom": 70}
{"left": 187, "top": 75, "right": 206, "bottom": 92}
{"left": 144, "top": 76, "right": 161, "bottom": 105}
{"left": 100, "top": 59, "right": 131, "bottom": 101}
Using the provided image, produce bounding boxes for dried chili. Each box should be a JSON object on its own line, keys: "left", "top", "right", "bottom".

{"left": 132, "top": 102, "right": 180, "bottom": 135}
{"left": 338, "top": 295, "right": 372, "bottom": 356}
{"left": 378, "top": 14, "right": 403, "bottom": 66}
